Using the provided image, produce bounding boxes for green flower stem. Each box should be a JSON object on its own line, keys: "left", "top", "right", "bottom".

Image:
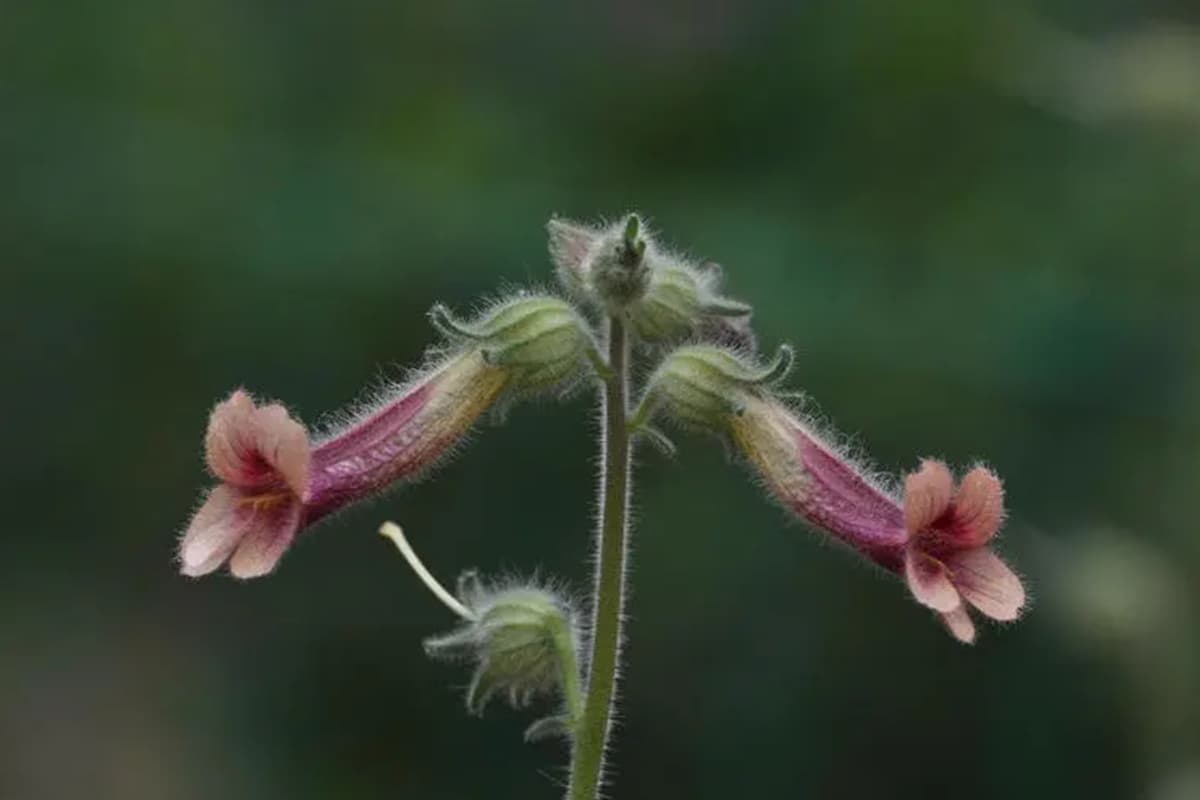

{"left": 568, "top": 316, "right": 632, "bottom": 800}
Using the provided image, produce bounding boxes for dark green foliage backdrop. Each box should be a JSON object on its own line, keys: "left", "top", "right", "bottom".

{"left": 4, "top": 1, "right": 1199, "bottom": 798}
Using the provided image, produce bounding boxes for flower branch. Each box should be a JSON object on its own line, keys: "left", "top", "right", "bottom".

{"left": 175, "top": 212, "right": 1029, "bottom": 800}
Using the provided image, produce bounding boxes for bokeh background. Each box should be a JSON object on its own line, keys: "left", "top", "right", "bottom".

{"left": 4, "top": 1, "right": 1200, "bottom": 798}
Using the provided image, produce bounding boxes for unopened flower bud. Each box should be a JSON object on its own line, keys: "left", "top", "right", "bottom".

{"left": 588, "top": 214, "right": 652, "bottom": 309}
{"left": 427, "top": 582, "right": 578, "bottom": 715}
{"left": 628, "top": 262, "right": 703, "bottom": 342}
{"left": 381, "top": 523, "right": 583, "bottom": 719}
{"left": 547, "top": 214, "right": 754, "bottom": 343}
{"left": 429, "top": 293, "right": 599, "bottom": 396}
{"left": 637, "top": 344, "right": 793, "bottom": 431}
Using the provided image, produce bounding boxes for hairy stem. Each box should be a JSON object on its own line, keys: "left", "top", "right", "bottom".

{"left": 553, "top": 615, "right": 584, "bottom": 729}
{"left": 568, "top": 316, "right": 631, "bottom": 800}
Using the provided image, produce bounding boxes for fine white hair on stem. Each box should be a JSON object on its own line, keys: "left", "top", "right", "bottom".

{"left": 379, "top": 522, "right": 477, "bottom": 621}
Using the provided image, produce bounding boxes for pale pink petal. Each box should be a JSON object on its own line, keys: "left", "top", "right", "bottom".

{"left": 204, "top": 390, "right": 311, "bottom": 495}
{"left": 205, "top": 390, "right": 265, "bottom": 486}
{"left": 228, "top": 500, "right": 303, "bottom": 579}
{"left": 179, "top": 487, "right": 246, "bottom": 577}
{"left": 903, "top": 459, "right": 954, "bottom": 535}
{"left": 940, "top": 605, "right": 977, "bottom": 644}
{"left": 949, "top": 466, "right": 1005, "bottom": 546}
{"left": 252, "top": 403, "right": 310, "bottom": 496}
{"left": 945, "top": 547, "right": 1026, "bottom": 621}
{"left": 904, "top": 549, "right": 962, "bottom": 612}
{"left": 547, "top": 218, "right": 598, "bottom": 283}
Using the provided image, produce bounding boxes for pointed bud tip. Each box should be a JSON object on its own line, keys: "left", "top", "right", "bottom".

{"left": 623, "top": 213, "right": 641, "bottom": 245}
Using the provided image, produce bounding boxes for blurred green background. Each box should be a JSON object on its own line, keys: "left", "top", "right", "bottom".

{"left": 4, "top": 1, "right": 1200, "bottom": 798}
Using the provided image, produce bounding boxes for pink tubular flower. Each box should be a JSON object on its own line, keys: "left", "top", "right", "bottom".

{"left": 645, "top": 345, "right": 1027, "bottom": 643}
{"left": 179, "top": 351, "right": 509, "bottom": 579}
{"left": 179, "top": 294, "right": 598, "bottom": 579}
{"left": 734, "top": 398, "right": 1025, "bottom": 643}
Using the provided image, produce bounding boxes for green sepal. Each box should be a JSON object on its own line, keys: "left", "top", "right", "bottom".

{"left": 524, "top": 714, "right": 574, "bottom": 743}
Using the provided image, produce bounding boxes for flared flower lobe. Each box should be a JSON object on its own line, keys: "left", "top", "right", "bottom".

{"left": 204, "top": 389, "right": 310, "bottom": 495}
{"left": 902, "top": 459, "right": 954, "bottom": 537}
{"left": 901, "top": 460, "right": 1025, "bottom": 643}
{"left": 181, "top": 485, "right": 304, "bottom": 579}
{"left": 904, "top": 460, "right": 1005, "bottom": 548}
{"left": 180, "top": 391, "right": 311, "bottom": 579}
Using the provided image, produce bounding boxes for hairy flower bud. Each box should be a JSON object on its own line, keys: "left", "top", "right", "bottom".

{"left": 177, "top": 292, "right": 600, "bottom": 579}
{"left": 629, "top": 261, "right": 703, "bottom": 342}
{"left": 590, "top": 215, "right": 651, "bottom": 308}
{"left": 638, "top": 344, "right": 1026, "bottom": 643}
{"left": 426, "top": 578, "right": 580, "bottom": 715}
{"left": 637, "top": 343, "right": 793, "bottom": 431}
{"left": 429, "top": 293, "right": 598, "bottom": 397}
{"left": 381, "top": 523, "right": 582, "bottom": 722}
{"left": 547, "top": 215, "right": 754, "bottom": 344}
